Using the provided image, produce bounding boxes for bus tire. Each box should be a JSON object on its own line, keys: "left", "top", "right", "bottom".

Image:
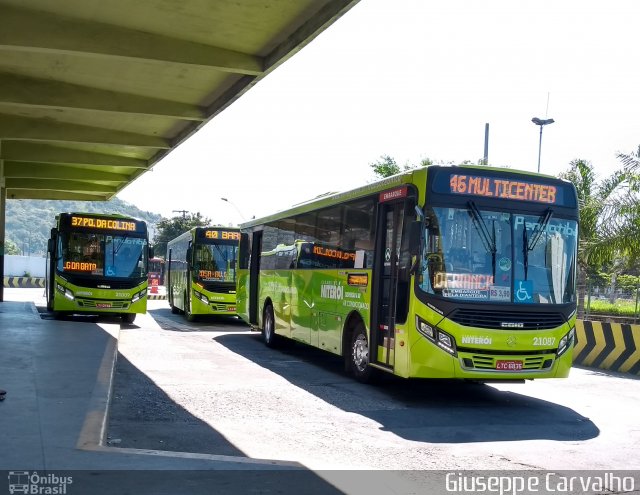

{"left": 170, "top": 304, "right": 179, "bottom": 314}
{"left": 185, "top": 295, "right": 196, "bottom": 322}
{"left": 122, "top": 313, "right": 136, "bottom": 324}
{"left": 350, "top": 322, "right": 373, "bottom": 383}
{"left": 262, "top": 304, "right": 278, "bottom": 348}
{"left": 183, "top": 291, "right": 195, "bottom": 321}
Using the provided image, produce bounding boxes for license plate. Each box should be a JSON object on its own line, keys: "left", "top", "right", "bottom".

{"left": 96, "top": 303, "right": 112, "bottom": 308}
{"left": 496, "top": 360, "right": 523, "bottom": 371}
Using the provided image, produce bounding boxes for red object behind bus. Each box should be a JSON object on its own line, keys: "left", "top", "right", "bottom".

{"left": 148, "top": 257, "right": 165, "bottom": 286}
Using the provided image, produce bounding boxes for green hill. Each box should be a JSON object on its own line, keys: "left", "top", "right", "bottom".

{"left": 5, "top": 198, "right": 163, "bottom": 257}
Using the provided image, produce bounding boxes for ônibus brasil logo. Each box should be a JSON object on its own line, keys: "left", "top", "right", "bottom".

{"left": 7, "top": 471, "right": 73, "bottom": 494}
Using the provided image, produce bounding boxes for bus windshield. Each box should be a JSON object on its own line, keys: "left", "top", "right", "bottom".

{"left": 194, "top": 243, "right": 238, "bottom": 283}
{"left": 418, "top": 205, "right": 577, "bottom": 304}
{"left": 57, "top": 232, "right": 148, "bottom": 278}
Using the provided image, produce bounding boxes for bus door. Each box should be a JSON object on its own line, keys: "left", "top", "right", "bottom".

{"left": 46, "top": 228, "right": 58, "bottom": 311}
{"left": 249, "top": 230, "right": 262, "bottom": 325}
{"left": 372, "top": 194, "right": 412, "bottom": 368}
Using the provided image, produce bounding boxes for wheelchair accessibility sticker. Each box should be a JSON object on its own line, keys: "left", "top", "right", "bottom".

{"left": 515, "top": 280, "right": 533, "bottom": 303}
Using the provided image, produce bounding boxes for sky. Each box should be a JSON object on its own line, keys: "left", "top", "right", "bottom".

{"left": 117, "top": 0, "right": 640, "bottom": 227}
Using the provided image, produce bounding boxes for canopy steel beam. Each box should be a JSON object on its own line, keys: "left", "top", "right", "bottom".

{"left": 0, "top": 73, "right": 206, "bottom": 121}
{"left": 0, "top": 115, "right": 170, "bottom": 148}
{"left": 3, "top": 162, "right": 130, "bottom": 182}
{"left": 0, "top": 5, "right": 264, "bottom": 75}
{"left": 0, "top": 142, "right": 148, "bottom": 168}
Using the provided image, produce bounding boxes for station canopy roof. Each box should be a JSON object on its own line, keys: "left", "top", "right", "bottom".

{"left": 0, "top": 0, "right": 359, "bottom": 201}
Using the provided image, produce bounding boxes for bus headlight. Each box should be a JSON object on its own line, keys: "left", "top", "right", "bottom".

{"left": 437, "top": 329, "right": 457, "bottom": 356}
{"left": 56, "top": 283, "right": 74, "bottom": 301}
{"left": 194, "top": 291, "right": 208, "bottom": 303}
{"left": 131, "top": 289, "right": 147, "bottom": 303}
{"left": 416, "top": 316, "right": 435, "bottom": 341}
{"left": 416, "top": 315, "right": 457, "bottom": 356}
{"left": 557, "top": 327, "right": 575, "bottom": 356}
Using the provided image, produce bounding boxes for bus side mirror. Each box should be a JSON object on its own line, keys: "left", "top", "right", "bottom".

{"left": 148, "top": 246, "right": 155, "bottom": 259}
{"left": 186, "top": 247, "right": 192, "bottom": 265}
{"left": 408, "top": 221, "right": 422, "bottom": 256}
{"left": 47, "top": 239, "right": 53, "bottom": 253}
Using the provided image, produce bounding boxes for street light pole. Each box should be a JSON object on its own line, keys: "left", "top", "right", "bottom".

{"left": 220, "top": 198, "right": 246, "bottom": 222}
{"left": 531, "top": 117, "right": 555, "bottom": 173}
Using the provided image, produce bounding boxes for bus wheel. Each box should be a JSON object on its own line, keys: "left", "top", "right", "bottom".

{"left": 263, "top": 304, "right": 278, "bottom": 348}
{"left": 184, "top": 292, "right": 196, "bottom": 321}
{"left": 170, "top": 305, "right": 179, "bottom": 314}
{"left": 122, "top": 313, "right": 136, "bottom": 324}
{"left": 185, "top": 301, "right": 196, "bottom": 321}
{"left": 350, "top": 322, "right": 373, "bottom": 383}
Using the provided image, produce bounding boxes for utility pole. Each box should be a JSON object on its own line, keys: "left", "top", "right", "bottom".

{"left": 172, "top": 210, "right": 188, "bottom": 219}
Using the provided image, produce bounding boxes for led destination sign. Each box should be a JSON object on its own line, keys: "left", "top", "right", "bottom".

{"left": 64, "top": 261, "right": 98, "bottom": 272}
{"left": 199, "top": 270, "right": 226, "bottom": 279}
{"left": 312, "top": 245, "right": 356, "bottom": 262}
{"left": 70, "top": 216, "right": 138, "bottom": 231}
{"left": 449, "top": 174, "right": 558, "bottom": 204}
{"left": 202, "top": 230, "right": 240, "bottom": 241}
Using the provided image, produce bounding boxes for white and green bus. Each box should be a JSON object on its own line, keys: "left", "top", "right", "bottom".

{"left": 46, "top": 212, "right": 152, "bottom": 323}
{"left": 237, "top": 165, "right": 579, "bottom": 382}
{"left": 167, "top": 227, "right": 239, "bottom": 320}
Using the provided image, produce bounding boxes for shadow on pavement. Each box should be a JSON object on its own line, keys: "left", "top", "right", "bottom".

{"left": 213, "top": 333, "right": 600, "bottom": 444}
{"left": 147, "top": 306, "right": 250, "bottom": 333}
{"left": 108, "top": 353, "right": 245, "bottom": 456}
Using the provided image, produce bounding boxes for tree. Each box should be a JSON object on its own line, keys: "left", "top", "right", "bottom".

{"left": 153, "top": 212, "right": 211, "bottom": 258}
{"left": 369, "top": 155, "right": 407, "bottom": 179}
{"left": 559, "top": 159, "right": 635, "bottom": 316}
{"left": 369, "top": 155, "right": 482, "bottom": 180}
{"left": 616, "top": 144, "right": 640, "bottom": 172}
{"left": 4, "top": 239, "right": 20, "bottom": 255}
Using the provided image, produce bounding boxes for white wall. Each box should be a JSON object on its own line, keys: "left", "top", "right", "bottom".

{"left": 4, "top": 255, "right": 46, "bottom": 277}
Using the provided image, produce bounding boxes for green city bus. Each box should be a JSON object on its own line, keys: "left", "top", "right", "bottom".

{"left": 237, "top": 165, "right": 579, "bottom": 382}
{"left": 166, "top": 227, "right": 239, "bottom": 320}
{"left": 46, "top": 212, "right": 152, "bottom": 323}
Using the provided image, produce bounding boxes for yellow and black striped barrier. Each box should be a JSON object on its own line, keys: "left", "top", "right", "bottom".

{"left": 574, "top": 320, "right": 640, "bottom": 375}
{"left": 147, "top": 293, "right": 167, "bottom": 300}
{"left": 3, "top": 277, "right": 45, "bottom": 288}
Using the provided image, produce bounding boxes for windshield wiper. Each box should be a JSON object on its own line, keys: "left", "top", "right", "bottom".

{"left": 522, "top": 208, "right": 554, "bottom": 279}
{"left": 528, "top": 209, "right": 553, "bottom": 251}
{"left": 467, "top": 201, "right": 497, "bottom": 276}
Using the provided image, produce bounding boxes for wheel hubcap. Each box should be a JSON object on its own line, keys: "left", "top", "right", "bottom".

{"left": 353, "top": 334, "right": 369, "bottom": 371}
{"left": 265, "top": 314, "right": 272, "bottom": 340}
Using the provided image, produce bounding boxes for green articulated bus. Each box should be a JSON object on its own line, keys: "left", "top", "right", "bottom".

{"left": 237, "top": 165, "right": 579, "bottom": 382}
{"left": 46, "top": 212, "right": 152, "bottom": 323}
{"left": 166, "top": 227, "right": 240, "bottom": 320}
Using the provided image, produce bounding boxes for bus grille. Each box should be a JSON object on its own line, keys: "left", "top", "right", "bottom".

{"left": 210, "top": 303, "right": 235, "bottom": 312}
{"left": 448, "top": 309, "right": 565, "bottom": 330}
{"left": 462, "top": 354, "right": 554, "bottom": 371}
{"left": 77, "top": 299, "right": 130, "bottom": 309}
